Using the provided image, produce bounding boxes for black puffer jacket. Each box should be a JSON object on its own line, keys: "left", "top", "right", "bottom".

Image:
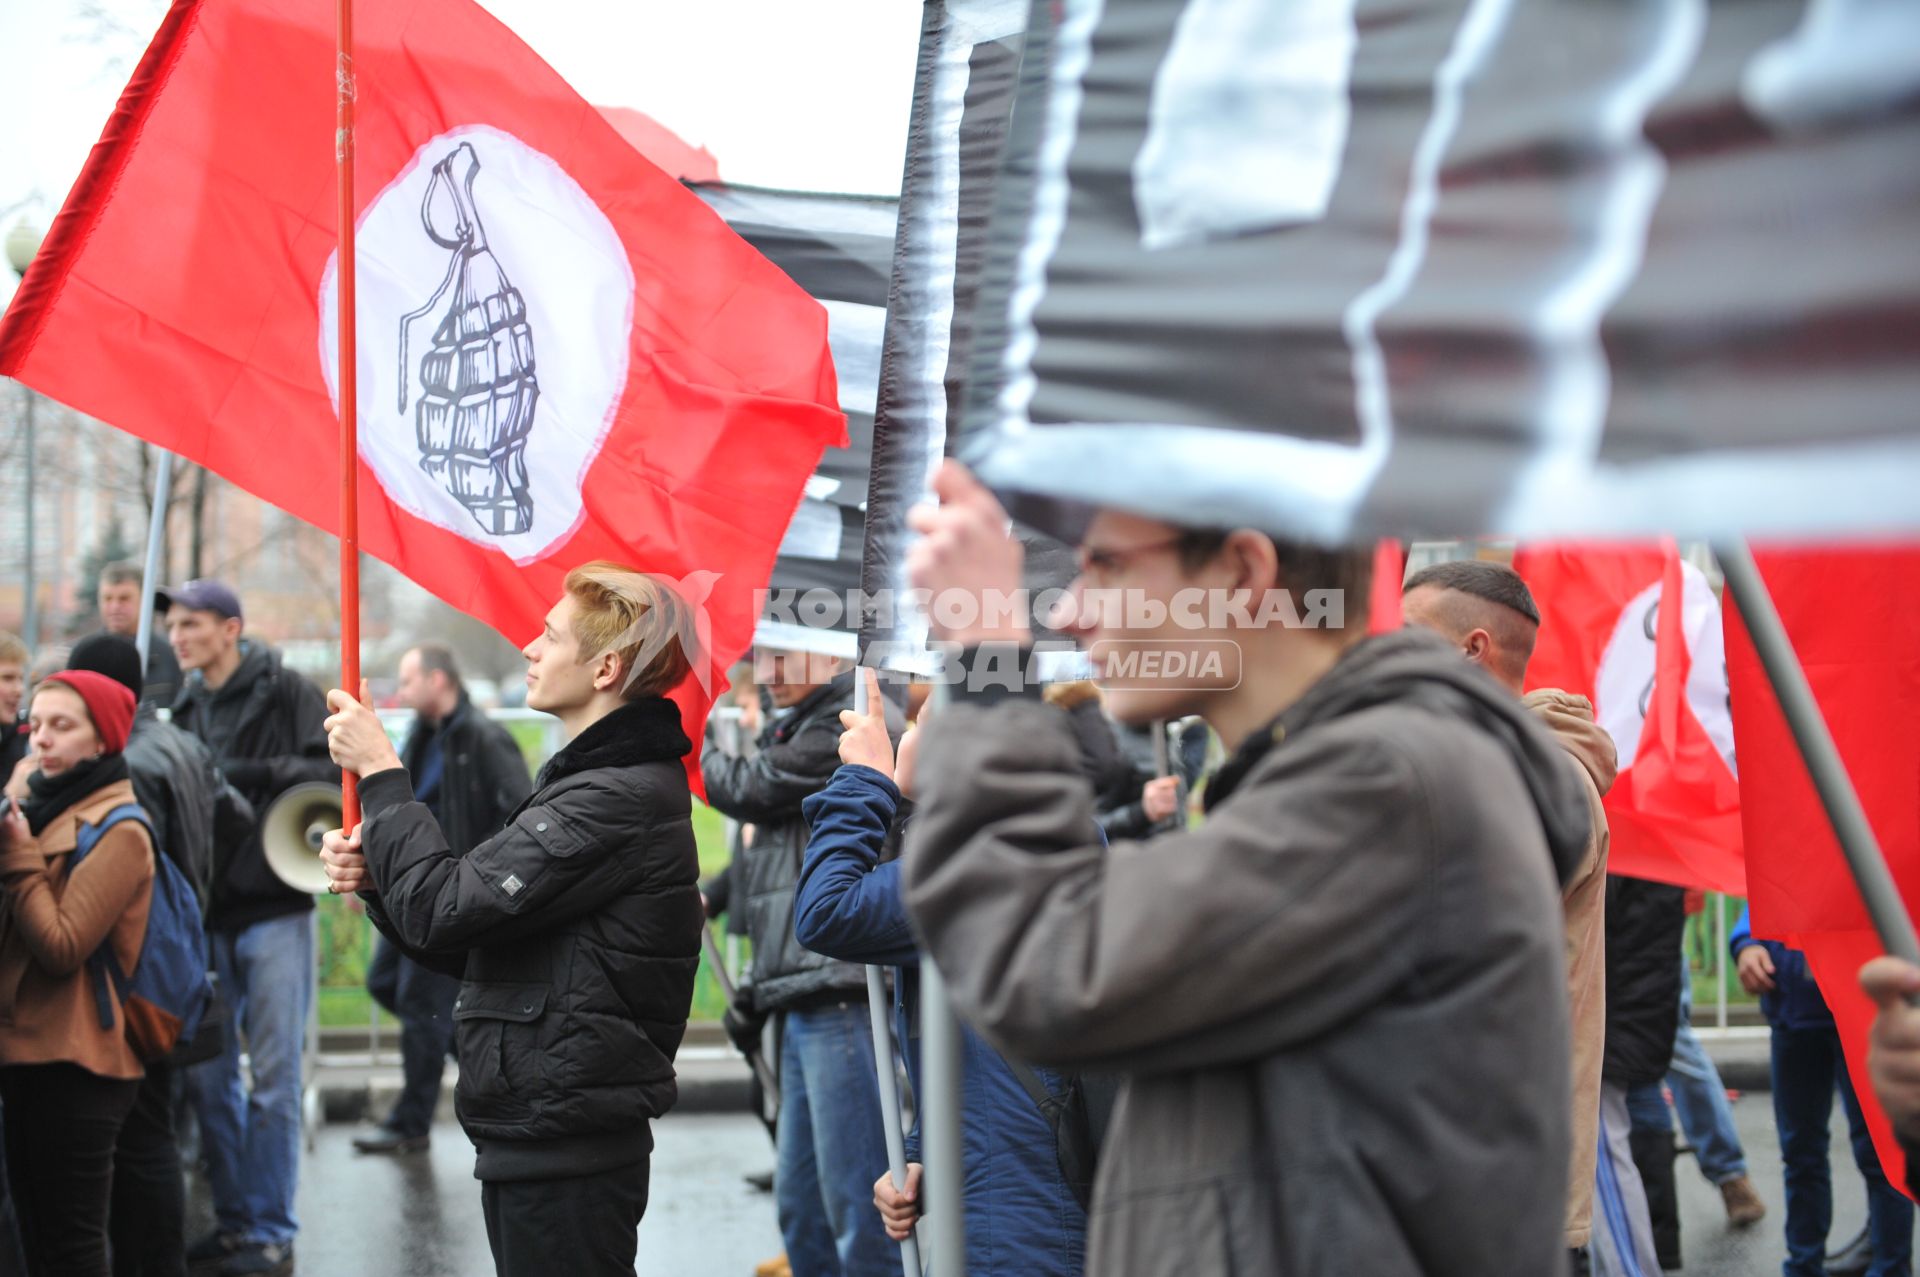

{"left": 124, "top": 707, "right": 255, "bottom": 910}
{"left": 1603, "top": 874, "right": 1689, "bottom": 1086}
{"left": 171, "top": 642, "right": 337, "bottom": 930}
{"left": 702, "top": 669, "right": 897, "bottom": 1012}
{"left": 359, "top": 697, "right": 703, "bottom": 1181}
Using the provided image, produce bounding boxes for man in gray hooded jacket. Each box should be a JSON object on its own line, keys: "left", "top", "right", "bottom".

{"left": 899, "top": 463, "right": 1592, "bottom": 1277}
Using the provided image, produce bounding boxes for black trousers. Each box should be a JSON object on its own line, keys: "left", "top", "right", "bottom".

{"left": 0, "top": 1064, "right": 140, "bottom": 1277}
{"left": 108, "top": 1063, "right": 185, "bottom": 1277}
{"left": 481, "top": 1160, "right": 650, "bottom": 1277}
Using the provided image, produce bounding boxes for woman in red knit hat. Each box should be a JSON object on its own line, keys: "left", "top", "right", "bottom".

{"left": 0, "top": 669, "right": 154, "bottom": 1277}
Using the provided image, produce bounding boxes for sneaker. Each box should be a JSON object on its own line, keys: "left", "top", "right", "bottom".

{"left": 187, "top": 1232, "right": 242, "bottom": 1273}
{"left": 1827, "top": 1223, "right": 1872, "bottom": 1275}
{"left": 1719, "top": 1175, "right": 1766, "bottom": 1227}
{"left": 752, "top": 1256, "right": 790, "bottom": 1277}
{"left": 221, "top": 1243, "right": 293, "bottom": 1277}
{"left": 352, "top": 1124, "right": 430, "bottom": 1155}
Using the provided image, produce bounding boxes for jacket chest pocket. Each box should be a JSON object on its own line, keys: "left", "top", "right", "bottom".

{"left": 453, "top": 983, "right": 549, "bottom": 1119}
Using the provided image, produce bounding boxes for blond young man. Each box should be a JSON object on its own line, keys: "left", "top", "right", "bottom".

{"left": 321, "top": 564, "right": 705, "bottom": 1277}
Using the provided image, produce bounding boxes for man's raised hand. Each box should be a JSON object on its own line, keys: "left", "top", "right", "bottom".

{"left": 837, "top": 668, "right": 896, "bottom": 779}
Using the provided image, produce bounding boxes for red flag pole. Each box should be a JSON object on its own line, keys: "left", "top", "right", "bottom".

{"left": 336, "top": 0, "right": 362, "bottom": 830}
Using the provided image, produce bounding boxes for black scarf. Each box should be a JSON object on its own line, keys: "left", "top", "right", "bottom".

{"left": 22, "top": 754, "right": 131, "bottom": 837}
{"left": 531, "top": 697, "right": 692, "bottom": 795}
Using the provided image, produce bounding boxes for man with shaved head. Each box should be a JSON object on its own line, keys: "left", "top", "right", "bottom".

{"left": 1404, "top": 558, "right": 1769, "bottom": 1272}
{"left": 1403, "top": 558, "right": 1617, "bottom": 1274}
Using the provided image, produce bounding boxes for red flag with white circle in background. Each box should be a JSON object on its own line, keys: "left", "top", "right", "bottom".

{"left": 1513, "top": 542, "right": 1744, "bottom": 896}
{"left": 0, "top": 0, "right": 847, "bottom": 792}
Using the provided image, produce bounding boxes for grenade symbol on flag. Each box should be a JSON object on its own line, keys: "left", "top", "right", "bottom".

{"left": 398, "top": 142, "right": 538, "bottom": 536}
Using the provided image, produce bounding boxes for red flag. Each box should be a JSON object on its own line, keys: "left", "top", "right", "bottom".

{"left": 1367, "top": 539, "right": 1405, "bottom": 635}
{"left": 1725, "top": 545, "right": 1920, "bottom": 1197}
{"left": 0, "top": 0, "right": 846, "bottom": 791}
{"left": 1514, "top": 543, "right": 1744, "bottom": 894}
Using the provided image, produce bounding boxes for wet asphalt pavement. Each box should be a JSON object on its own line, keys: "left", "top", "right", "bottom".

{"left": 187, "top": 1112, "right": 784, "bottom": 1276}
{"left": 180, "top": 1083, "right": 1909, "bottom": 1275}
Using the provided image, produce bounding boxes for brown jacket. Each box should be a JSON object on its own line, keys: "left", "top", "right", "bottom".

{"left": 1526, "top": 689, "right": 1617, "bottom": 1251}
{"left": 0, "top": 779, "right": 154, "bottom": 1080}
{"left": 904, "top": 632, "right": 1592, "bottom": 1277}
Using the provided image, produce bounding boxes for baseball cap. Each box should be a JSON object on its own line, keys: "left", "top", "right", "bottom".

{"left": 156, "top": 579, "right": 243, "bottom": 623}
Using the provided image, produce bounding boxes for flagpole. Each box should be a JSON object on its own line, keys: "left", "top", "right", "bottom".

{"left": 1714, "top": 540, "right": 1920, "bottom": 969}
{"left": 336, "top": 0, "right": 362, "bottom": 830}
{"left": 851, "top": 670, "right": 923, "bottom": 1273}
{"left": 135, "top": 447, "right": 174, "bottom": 676}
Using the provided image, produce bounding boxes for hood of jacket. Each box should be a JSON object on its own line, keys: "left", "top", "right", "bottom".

{"left": 1524, "top": 688, "right": 1619, "bottom": 798}
{"left": 1209, "top": 629, "right": 1592, "bottom": 887}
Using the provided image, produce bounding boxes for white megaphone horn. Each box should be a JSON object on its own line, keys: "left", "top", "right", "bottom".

{"left": 259, "top": 782, "right": 344, "bottom": 895}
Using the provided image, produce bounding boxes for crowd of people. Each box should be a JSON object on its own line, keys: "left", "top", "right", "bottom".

{"left": 0, "top": 471, "right": 1918, "bottom": 1275}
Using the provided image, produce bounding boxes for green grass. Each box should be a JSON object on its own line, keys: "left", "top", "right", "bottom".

{"left": 316, "top": 796, "right": 740, "bottom": 1024}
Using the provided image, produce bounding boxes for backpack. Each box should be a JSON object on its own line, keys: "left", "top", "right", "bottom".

{"left": 70, "top": 804, "right": 215, "bottom": 1063}
{"left": 1005, "top": 1059, "right": 1106, "bottom": 1211}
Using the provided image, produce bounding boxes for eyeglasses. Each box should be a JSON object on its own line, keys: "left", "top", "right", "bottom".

{"left": 1074, "top": 535, "right": 1187, "bottom": 586}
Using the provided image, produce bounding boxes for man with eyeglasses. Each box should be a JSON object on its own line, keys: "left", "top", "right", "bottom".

{"left": 897, "top": 462, "right": 1592, "bottom": 1277}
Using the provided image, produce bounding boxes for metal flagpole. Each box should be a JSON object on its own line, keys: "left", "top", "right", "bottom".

{"left": 21, "top": 391, "right": 36, "bottom": 647}
{"left": 920, "top": 674, "right": 965, "bottom": 1276}
{"left": 1714, "top": 540, "right": 1920, "bottom": 970}
{"left": 853, "top": 671, "right": 923, "bottom": 1272}
{"left": 135, "top": 448, "right": 174, "bottom": 674}
{"left": 336, "top": 0, "right": 363, "bottom": 829}
{"left": 920, "top": 952, "right": 965, "bottom": 1276}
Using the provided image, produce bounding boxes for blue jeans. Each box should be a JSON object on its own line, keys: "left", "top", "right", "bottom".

{"left": 775, "top": 1002, "right": 898, "bottom": 1277}
{"left": 1772, "top": 1023, "right": 1913, "bottom": 1277}
{"left": 184, "top": 912, "right": 313, "bottom": 1248}
{"left": 1667, "top": 955, "right": 1748, "bottom": 1184}
{"left": 365, "top": 935, "right": 458, "bottom": 1138}
{"left": 1625, "top": 1082, "right": 1671, "bottom": 1135}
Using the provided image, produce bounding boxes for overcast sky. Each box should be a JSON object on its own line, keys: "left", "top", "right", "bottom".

{"left": 0, "top": 0, "right": 919, "bottom": 291}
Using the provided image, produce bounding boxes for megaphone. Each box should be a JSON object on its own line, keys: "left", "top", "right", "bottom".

{"left": 260, "top": 782, "right": 344, "bottom": 895}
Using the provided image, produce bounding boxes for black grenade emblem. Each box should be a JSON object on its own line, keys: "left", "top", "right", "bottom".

{"left": 398, "top": 142, "right": 538, "bottom": 536}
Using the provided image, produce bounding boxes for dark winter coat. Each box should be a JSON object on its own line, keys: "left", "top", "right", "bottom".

{"left": 398, "top": 694, "right": 531, "bottom": 858}
{"left": 123, "top": 706, "right": 254, "bottom": 910}
{"left": 702, "top": 669, "right": 897, "bottom": 1012}
{"left": 170, "top": 641, "right": 336, "bottom": 931}
{"left": 1602, "top": 874, "right": 1689, "bottom": 1086}
{"left": 1, "top": 717, "right": 26, "bottom": 788}
{"left": 795, "top": 764, "right": 1086, "bottom": 1277}
{"left": 902, "top": 631, "right": 1591, "bottom": 1277}
{"left": 358, "top": 697, "right": 703, "bottom": 1181}
{"left": 141, "top": 635, "right": 182, "bottom": 707}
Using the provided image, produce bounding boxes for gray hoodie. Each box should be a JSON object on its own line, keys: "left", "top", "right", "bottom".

{"left": 904, "top": 630, "right": 1590, "bottom": 1277}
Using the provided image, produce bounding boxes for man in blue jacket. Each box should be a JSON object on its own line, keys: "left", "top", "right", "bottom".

{"left": 1733, "top": 906, "right": 1914, "bottom": 1276}
{"left": 793, "top": 667, "right": 1086, "bottom": 1277}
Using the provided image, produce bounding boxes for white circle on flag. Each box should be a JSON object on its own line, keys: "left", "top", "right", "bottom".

{"left": 320, "top": 124, "right": 633, "bottom": 563}
{"left": 1592, "top": 561, "right": 1738, "bottom": 776}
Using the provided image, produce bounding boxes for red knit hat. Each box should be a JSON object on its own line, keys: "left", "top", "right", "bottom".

{"left": 39, "top": 670, "right": 137, "bottom": 755}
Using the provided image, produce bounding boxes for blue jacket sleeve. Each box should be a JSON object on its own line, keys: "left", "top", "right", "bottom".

{"left": 1729, "top": 904, "right": 1756, "bottom": 957}
{"left": 794, "top": 765, "right": 920, "bottom": 966}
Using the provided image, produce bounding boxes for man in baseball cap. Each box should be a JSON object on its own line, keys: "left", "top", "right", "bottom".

{"left": 164, "top": 582, "right": 332, "bottom": 1277}
{"left": 155, "top": 579, "right": 244, "bottom": 625}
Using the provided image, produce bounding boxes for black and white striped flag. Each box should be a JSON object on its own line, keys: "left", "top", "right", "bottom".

{"left": 694, "top": 182, "right": 896, "bottom": 656}
{"left": 957, "top": 0, "right": 1920, "bottom": 544}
